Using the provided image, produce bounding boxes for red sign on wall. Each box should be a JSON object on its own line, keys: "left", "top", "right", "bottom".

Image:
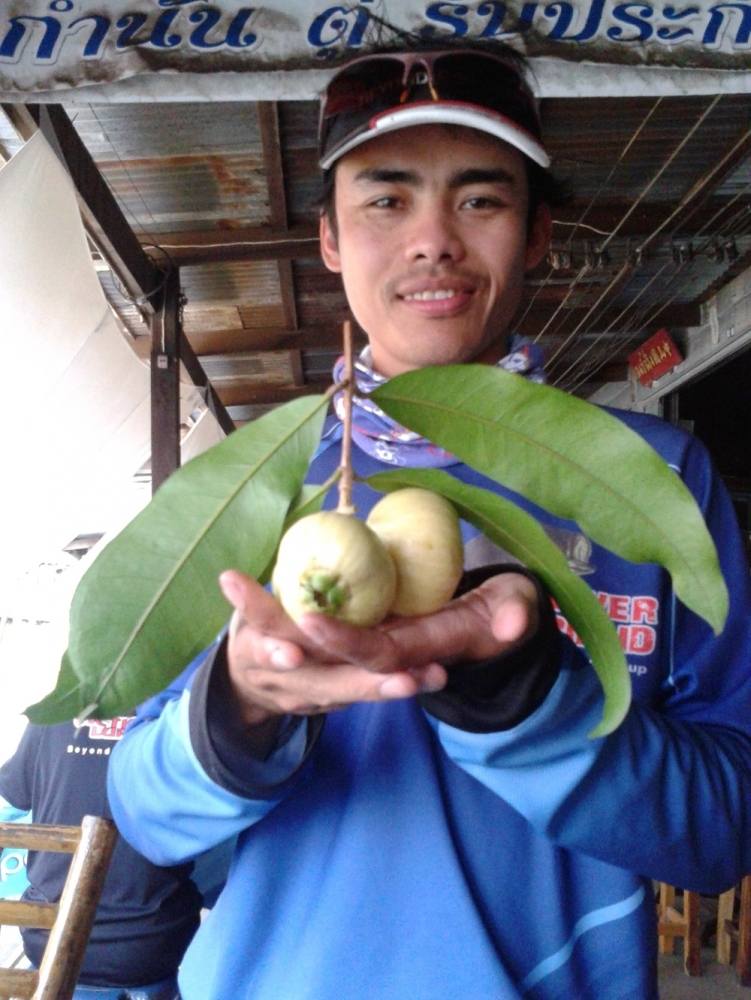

{"left": 628, "top": 329, "right": 684, "bottom": 386}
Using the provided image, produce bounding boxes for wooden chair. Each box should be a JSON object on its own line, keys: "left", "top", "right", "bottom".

{"left": 716, "top": 874, "right": 751, "bottom": 987}
{"left": 0, "top": 816, "right": 116, "bottom": 1000}
{"left": 655, "top": 882, "right": 702, "bottom": 976}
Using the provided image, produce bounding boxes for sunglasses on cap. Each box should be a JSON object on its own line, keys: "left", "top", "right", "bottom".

{"left": 318, "top": 49, "right": 550, "bottom": 171}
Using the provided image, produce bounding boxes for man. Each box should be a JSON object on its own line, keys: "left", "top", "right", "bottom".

{"left": 108, "top": 45, "right": 751, "bottom": 999}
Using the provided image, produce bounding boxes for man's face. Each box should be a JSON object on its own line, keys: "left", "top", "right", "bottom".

{"left": 319, "top": 124, "right": 551, "bottom": 377}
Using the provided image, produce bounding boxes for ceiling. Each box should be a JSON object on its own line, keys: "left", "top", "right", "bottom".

{"left": 1, "top": 90, "right": 750, "bottom": 428}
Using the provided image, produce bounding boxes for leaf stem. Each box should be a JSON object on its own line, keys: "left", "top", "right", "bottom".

{"left": 337, "top": 320, "right": 356, "bottom": 516}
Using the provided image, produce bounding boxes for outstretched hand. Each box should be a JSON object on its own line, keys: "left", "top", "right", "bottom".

{"left": 218, "top": 569, "right": 540, "bottom": 727}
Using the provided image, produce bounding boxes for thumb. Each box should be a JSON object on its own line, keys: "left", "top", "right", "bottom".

{"left": 219, "top": 569, "right": 248, "bottom": 612}
{"left": 490, "top": 584, "right": 539, "bottom": 646}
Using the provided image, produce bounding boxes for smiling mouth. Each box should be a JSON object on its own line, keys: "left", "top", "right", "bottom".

{"left": 401, "top": 289, "right": 468, "bottom": 302}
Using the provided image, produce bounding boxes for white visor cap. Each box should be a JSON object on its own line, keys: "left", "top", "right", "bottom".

{"left": 319, "top": 101, "right": 551, "bottom": 171}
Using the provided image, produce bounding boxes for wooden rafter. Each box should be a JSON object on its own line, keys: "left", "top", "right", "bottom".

{"left": 150, "top": 267, "right": 181, "bottom": 493}
{"left": 256, "top": 100, "right": 308, "bottom": 392}
{"left": 141, "top": 224, "right": 319, "bottom": 266}
{"left": 187, "top": 324, "right": 363, "bottom": 356}
{"left": 257, "top": 102, "right": 300, "bottom": 333}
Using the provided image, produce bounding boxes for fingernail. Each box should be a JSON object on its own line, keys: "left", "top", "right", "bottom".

{"left": 269, "top": 645, "right": 295, "bottom": 670}
{"left": 219, "top": 572, "right": 242, "bottom": 609}
{"left": 380, "top": 676, "right": 408, "bottom": 699}
{"left": 298, "top": 615, "right": 327, "bottom": 644}
{"left": 416, "top": 665, "right": 447, "bottom": 693}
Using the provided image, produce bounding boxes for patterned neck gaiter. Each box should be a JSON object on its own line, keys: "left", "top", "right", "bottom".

{"left": 331, "top": 335, "right": 546, "bottom": 468}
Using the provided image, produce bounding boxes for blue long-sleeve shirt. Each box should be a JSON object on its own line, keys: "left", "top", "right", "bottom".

{"left": 108, "top": 406, "right": 751, "bottom": 999}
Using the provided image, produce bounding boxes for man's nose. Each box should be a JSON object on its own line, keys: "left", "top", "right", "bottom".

{"left": 404, "top": 208, "right": 466, "bottom": 265}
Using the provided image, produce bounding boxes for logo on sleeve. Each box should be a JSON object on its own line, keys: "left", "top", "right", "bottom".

{"left": 554, "top": 592, "right": 659, "bottom": 658}
{"left": 66, "top": 717, "right": 134, "bottom": 756}
{"left": 74, "top": 717, "right": 133, "bottom": 740}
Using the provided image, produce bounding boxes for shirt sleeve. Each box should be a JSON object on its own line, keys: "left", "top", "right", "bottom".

{"left": 427, "top": 434, "right": 751, "bottom": 894}
{"left": 107, "top": 639, "right": 321, "bottom": 867}
{"left": 419, "top": 564, "right": 562, "bottom": 731}
{"left": 0, "top": 725, "right": 40, "bottom": 813}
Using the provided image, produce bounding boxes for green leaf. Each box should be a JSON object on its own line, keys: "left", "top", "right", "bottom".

{"left": 29, "top": 395, "right": 328, "bottom": 723}
{"left": 284, "top": 479, "right": 336, "bottom": 527}
{"left": 25, "top": 653, "right": 85, "bottom": 725}
{"left": 366, "top": 468, "right": 630, "bottom": 737}
{"left": 372, "top": 366, "right": 728, "bottom": 635}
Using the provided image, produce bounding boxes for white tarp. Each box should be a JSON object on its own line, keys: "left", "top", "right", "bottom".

{"left": 0, "top": 131, "right": 153, "bottom": 577}
{"left": 0, "top": 130, "right": 147, "bottom": 725}
{"left": 0, "top": 131, "right": 225, "bottom": 733}
{"left": 0, "top": 1, "right": 749, "bottom": 102}
{"left": 0, "top": 131, "right": 223, "bottom": 586}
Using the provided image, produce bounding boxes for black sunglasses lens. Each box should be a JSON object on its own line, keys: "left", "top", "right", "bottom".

{"left": 324, "top": 59, "right": 405, "bottom": 119}
{"left": 433, "top": 54, "right": 538, "bottom": 133}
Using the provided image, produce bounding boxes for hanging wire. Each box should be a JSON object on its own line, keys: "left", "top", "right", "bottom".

{"left": 529, "top": 263, "right": 592, "bottom": 345}
{"left": 544, "top": 258, "right": 633, "bottom": 373}
{"left": 554, "top": 169, "right": 751, "bottom": 389}
{"left": 88, "top": 103, "right": 162, "bottom": 244}
{"left": 599, "top": 94, "right": 723, "bottom": 254}
{"left": 562, "top": 97, "right": 665, "bottom": 256}
{"left": 571, "top": 205, "right": 751, "bottom": 393}
{"left": 554, "top": 175, "right": 751, "bottom": 390}
{"left": 559, "top": 190, "right": 751, "bottom": 394}
{"left": 519, "top": 98, "right": 663, "bottom": 336}
{"left": 544, "top": 96, "right": 730, "bottom": 379}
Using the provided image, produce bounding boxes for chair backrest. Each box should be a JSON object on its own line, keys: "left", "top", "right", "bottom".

{"left": 717, "top": 874, "right": 751, "bottom": 987}
{"left": 0, "top": 816, "right": 116, "bottom": 1000}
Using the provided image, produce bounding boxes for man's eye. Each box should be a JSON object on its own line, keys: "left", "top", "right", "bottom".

{"left": 368, "top": 196, "right": 399, "bottom": 209}
{"left": 462, "top": 196, "right": 502, "bottom": 210}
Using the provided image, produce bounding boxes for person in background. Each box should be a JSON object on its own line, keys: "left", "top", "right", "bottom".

{"left": 107, "top": 40, "right": 751, "bottom": 1000}
{"left": 0, "top": 708, "right": 225, "bottom": 1000}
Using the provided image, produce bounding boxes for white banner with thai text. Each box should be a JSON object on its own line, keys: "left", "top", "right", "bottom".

{"left": 1, "top": 1, "right": 750, "bottom": 102}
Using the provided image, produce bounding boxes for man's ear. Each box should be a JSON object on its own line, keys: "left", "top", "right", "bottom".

{"left": 525, "top": 203, "right": 552, "bottom": 272}
{"left": 319, "top": 214, "right": 342, "bottom": 273}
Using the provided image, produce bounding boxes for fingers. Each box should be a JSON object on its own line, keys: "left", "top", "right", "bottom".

{"left": 240, "top": 659, "right": 443, "bottom": 718}
{"left": 296, "top": 613, "right": 449, "bottom": 691}
{"left": 220, "top": 570, "right": 296, "bottom": 641}
{"left": 382, "top": 572, "right": 540, "bottom": 664}
{"left": 217, "top": 569, "right": 445, "bottom": 719}
{"left": 216, "top": 568, "right": 541, "bottom": 721}
{"left": 296, "top": 613, "right": 407, "bottom": 674}
{"left": 486, "top": 576, "right": 540, "bottom": 644}
{"left": 295, "top": 571, "right": 541, "bottom": 669}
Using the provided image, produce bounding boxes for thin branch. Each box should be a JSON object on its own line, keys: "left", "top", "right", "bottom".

{"left": 337, "top": 320, "right": 356, "bottom": 515}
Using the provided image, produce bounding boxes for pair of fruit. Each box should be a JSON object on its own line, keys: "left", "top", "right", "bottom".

{"left": 272, "top": 488, "right": 464, "bottom": 626}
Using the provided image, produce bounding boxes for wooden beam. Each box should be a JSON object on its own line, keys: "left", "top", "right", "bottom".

{"left": 220, "top": 382, "right": 329, "bottom": 411}
{"left": 150, "top": 268, "right": 181, "bottom": 492}
{"left": 289, "top": 349, "right": 305, "bottom": 387}
{"left": 179, "top": 336, "right": 237, "bottom": 437}
{"left": 277, "top": 260, "right": 299, "bottom": 328}
{"left": 30, "top": 104, "right": 163, "bottom": 316}
{"left": 142, "top": 224, "right": 319, "bottom": 266}
{"left": 257, "top": 102, "right": 300, "bottom": 332}
{"left": 258, "top": 103, "right": 290, "bottom": 226}
{"left": 188, "top": 324, "right": 364, "bottom": 356}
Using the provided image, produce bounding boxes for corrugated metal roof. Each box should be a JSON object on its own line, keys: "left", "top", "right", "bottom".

{"left": 4, "top": 88, "right": 748, "bottom": 409}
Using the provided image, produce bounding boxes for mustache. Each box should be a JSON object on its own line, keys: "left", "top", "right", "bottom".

{"left": 387, "top": 267, "right": 483, "bottom": 296}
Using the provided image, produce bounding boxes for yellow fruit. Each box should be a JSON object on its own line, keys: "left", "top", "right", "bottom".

{"left": 271, "top": 511, "right": 397, "bottom": 626}
{"left": 366, "top": 488, "right": 464, "bottom": 616}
